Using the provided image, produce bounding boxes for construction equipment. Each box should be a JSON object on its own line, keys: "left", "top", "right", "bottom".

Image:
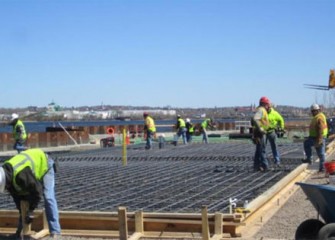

{"left": 295, "top": 182, "right": 335, "bottom": 239}
{"left": 100, "top": 136, "right": 115, "bottom": 148}
{"left": 304, "top": 69, "right": 335, "bottom": 90}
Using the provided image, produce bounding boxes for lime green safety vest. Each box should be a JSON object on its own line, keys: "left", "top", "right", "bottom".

{"left": 267, "top": 108, "right": 285, "bottom": 132}
{"left": 188, "top": 124, "right": 194, "bottom": 133}
{"left": 178, "top": 118, "right": 186, "bottom": 128}
{"left": 201, "top": 118, "right": 211, "bottom": 129}
{"left": 309, "top": 112, "right": 328, "bottom": 137}
{"left": 13, "top": 119, "right": 27, "bottom": 141}
{"left": 5, "top": 149, "right": 48, "bottom": 194}
{"left": 146, "top": 116, "right": 156, "bottom": 132}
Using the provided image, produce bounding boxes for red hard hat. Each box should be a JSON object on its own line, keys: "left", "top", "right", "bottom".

{"left": 259, "top": 96, "right": 270, "bottom": 105}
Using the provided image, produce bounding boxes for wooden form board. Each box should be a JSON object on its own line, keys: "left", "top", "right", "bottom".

{"left": 0, "top": 207, "right": 243, "bottom": 239}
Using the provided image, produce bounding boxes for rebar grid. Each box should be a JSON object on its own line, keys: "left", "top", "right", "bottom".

{"left": 0, "top": 142, "right": 304, "bottom": 213}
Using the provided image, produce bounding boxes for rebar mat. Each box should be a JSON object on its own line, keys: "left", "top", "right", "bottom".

{"left": 0, "top": 142, "right": 305, "bottom": 213}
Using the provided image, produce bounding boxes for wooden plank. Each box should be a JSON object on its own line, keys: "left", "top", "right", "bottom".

{"left": 201, "top": 206, "right": 210, "bottom": 240}
{"left": 42, "top": 210, "right": 49, "bottom": 231}
{"left": 30, "top": 229, "right": 49, "bottom": 239}
{"left": 61, "top": 229, "right": 119, "bottom": 237}
{"left": 0, "top": 227, "right": 16, "bottom": 234}
{"left": 135, "top": 211, "right": 143, "bottom": 233}
{"left": 128, "top": 232, "right": 144, "bottom": 240}
{"left": 214, "top": 212, "right": 222, "bottom": 235}
{"left": 144, "top": 218, "right": 203, "bottom": 225}
{"left": 31, "top": 211, "right": 49, "bottom": 239}
{"left": 143, "top": 212, "right": 235, "bottom": 220}
{"left": 20, "top": 201, "right": 32, "bottom": 236}
{"left": 144, "top": 231, "right": 202, "bottom": 238}
{"left": 118, "top": 207, "right": 128, "bottom": 240}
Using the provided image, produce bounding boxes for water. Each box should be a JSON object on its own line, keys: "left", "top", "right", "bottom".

{"left": 0, "top": 119, "right": 218, "bottom": 133}
{"left": 0, "top": 118, "right": 308, "bottom": 134}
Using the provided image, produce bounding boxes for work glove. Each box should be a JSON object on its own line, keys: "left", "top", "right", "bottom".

{"left": 25, "top": 210, "right": 34, "bottom": 224}
{"left": 276, "top": 128, "right": 285, "bottom": 138}
{"left": 257, "top": 127, "right": 265, "bottom": 134}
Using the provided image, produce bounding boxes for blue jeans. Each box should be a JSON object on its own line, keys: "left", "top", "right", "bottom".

{"left": 186, "top": 133, "right": 193, "bottom": 143}
{"left": 15, "top": 157, "right": 61, "bottom": 235}
{"left": 254, "top": 135, "right": 269, "bottom": 171}
{"left": 43, "top": 157, "right": 61, "bottom": 234}
{"left": 176, "top": 128, "right": 187, "bottom": 144}
{"left": 304, "top": 137, "right": 326, "bottom": 171}
{"left": 266, "top": 131, "right": 280, "bottom": 164}
{"left": 202, "top": 129, "right": 208, "bottom": 144}
{"left": 145, "top": 130, "right": 154, "bottom": 149}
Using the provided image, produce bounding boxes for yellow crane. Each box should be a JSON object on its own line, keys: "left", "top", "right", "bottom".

{"left": 304, "top": 69, "right": 335, "bottom": 90}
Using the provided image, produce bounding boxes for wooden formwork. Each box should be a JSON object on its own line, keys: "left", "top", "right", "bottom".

{"left": 0, "top": 207, "right": 244, "bottom": 239}
{"left": 0, "top": 131, "right": 90, "bottom": 151}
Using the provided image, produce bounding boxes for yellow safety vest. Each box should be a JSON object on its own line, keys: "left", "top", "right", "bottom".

{"left": 267, "top": 108, "right": 284, "bottom": 131}
{"left": 201, "top": 118, "right": 211, "bottom": 129}
{"left": 5, "top": 149, "right": 48, "bottom": 194}
{"left": 309, "top": 112, "right": 328, "bottom": 137}
{"left": 178, "top": 118, "right": 186, "bottom": 128}
{"left": 13, "top": 120, "right": 27, "bottom": 141}
{"left": 145, "top": 116, "right": 156, "bottom": 132}
{"left": 188, "top": 124, "right": 194, "bottom": 133}
{"left": 256, "top": 106, "right": 269, "bottom": 130}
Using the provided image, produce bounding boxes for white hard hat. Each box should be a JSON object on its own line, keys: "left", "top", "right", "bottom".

{"left": 186, "top": 118, "right": 190, "bottom": 123}
{"left": 0, "top": 167, "right": 6, "bottom": 193}
{"left": 310, "top": 104, "right": 320, "bottom": 111}
{"left": 11, "top": 113, "right": 19, "bottom": 121}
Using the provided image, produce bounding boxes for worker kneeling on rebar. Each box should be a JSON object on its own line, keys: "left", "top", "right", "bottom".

{"left": 0, "top": 148, "right": 61, "bottom": 238}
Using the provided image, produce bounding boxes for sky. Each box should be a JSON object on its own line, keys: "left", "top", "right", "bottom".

{"left": 0, "top": 0, "right": 334, "bottom": 109}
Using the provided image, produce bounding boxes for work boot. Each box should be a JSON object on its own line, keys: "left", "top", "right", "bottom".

{"left": 301, "top": 158, "right": 312, "bottom": 164}
{"left": 49, "top": 233, "right": 61, "bottom": 239}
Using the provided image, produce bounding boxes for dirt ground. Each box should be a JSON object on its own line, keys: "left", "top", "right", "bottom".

{"left": 251, "top": 170, "right": 328, "bottom": 240}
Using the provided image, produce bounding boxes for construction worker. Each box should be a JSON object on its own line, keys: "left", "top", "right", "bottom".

{"left": 0, "top": 148, "right": 61, "bottom": 238}
{"left": 9, "top": 113, "right": 27, "bottom": 153}
{"left": 201, "top": 118, "right": 214, "bottom": 144}
{"left": 143, "top": 112, "right": 156, "bottom": 150}
{"left": 266, "top": 106, "right": 285, "bottom": 166}
{"left": 252, "top": 96, "right": 271, "bottom": 172}
{"left": 174, "top": 115, "right": 187, "bottom": 145}
{"left": 185, "top": 118, "right": 195, "bottom": 143}
{"left": 303, "top": 104, "right": 328, "bottom": 172}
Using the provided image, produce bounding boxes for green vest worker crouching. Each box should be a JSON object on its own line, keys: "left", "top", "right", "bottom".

{"left": 0, "top": 148, "right": 61, "bottom": 238}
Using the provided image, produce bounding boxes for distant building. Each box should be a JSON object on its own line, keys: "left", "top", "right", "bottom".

{"left": 47, "top": 101, "right": 61, "bottom": 112}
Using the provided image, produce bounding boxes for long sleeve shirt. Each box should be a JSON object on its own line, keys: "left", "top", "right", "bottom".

{"left": 267, "top": 108, "right": 285, "bottom": 132}
{"left": 3, "top": 164, "right": 42, "bottom": 211}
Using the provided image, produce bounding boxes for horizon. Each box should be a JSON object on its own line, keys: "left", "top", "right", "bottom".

{"left": 0, "top": 103, "right": 319, "bottom": 110}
